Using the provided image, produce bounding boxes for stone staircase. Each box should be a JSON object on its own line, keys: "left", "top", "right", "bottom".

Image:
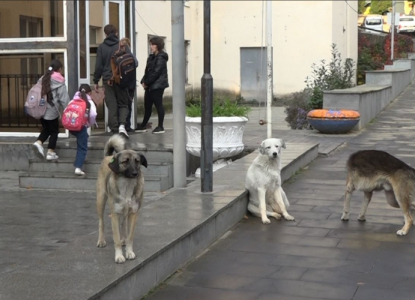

{"left": 18, "top": 142, "right": 174, "bottom": 192}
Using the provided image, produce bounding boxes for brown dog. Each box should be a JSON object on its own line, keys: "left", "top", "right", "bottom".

{"left": 341, "top": 150, "right": 415, "bottom": 236}
{"left": 96, "top": 134, "right": 147, "bottom": 263}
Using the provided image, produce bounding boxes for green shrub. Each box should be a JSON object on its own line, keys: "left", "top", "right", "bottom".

{"left": 283, "top": 90, "right": 312, "bottom": 130}
{"left": 186, "top": 97, "right": 251, "bottom": 118}
{"left": 305, "top": 44, "right": 355, "bottom": 109}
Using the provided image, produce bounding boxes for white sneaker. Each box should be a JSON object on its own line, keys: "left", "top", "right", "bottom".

{"left": 46, "top": 152, "right": 59, "bottom": 160}
{"left": 118, "top": 125, "right": 129, "bottom": 138}
{"left": 75, "top": 168, "right": 85, "bottom": 176}
{"left": 32, "top": 142, "right": 45, "bottom": 159}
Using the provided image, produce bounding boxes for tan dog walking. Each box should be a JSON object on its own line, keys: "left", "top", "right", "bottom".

{"left": 96, "top": 134, "right": 147, "bottom": 263}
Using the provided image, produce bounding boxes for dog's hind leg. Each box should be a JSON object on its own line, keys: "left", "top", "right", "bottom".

{"left": 358, "top": 191, "right": 373, "bottom": 222}
{"left": 341, "top": 175, "right": 354, "bottom": 221}
{"left": 394, "top": 188, "right": 413, "bottom": 236}
{"left": 274, "top": 187, "right": 295, "bottom": 221}
{"left": 248, "top": 203, "right": 281, "bottom": 221}
{"left": 125, "top": 212, "right": 138, "bottom": 260}
{"left": 257, "top": 188, "right": 272, "bottom": 224}
{"left": 96, "top": 187, "right": 107, "bottom": 248}
{"left": 111, "top": 213, "right": 126, "bottom": 263}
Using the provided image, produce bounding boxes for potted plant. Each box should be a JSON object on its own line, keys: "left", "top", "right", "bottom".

{"left": 185, "top": 98, "right": 250, "bottom": 159}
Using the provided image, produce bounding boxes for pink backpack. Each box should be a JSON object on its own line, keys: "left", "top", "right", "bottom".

{"left": 61, "top": 96, "right": 89, "bottom": 131}
{"left": 25, "top": 81, "right": 47, "bottom": 120}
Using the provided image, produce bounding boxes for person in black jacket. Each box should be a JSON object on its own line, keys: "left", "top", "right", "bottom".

{"left": 93, "top": 24, "right": 130, "bottom": 137}
{"left": 135, "top": 37, "right": 169, "bottom": 134}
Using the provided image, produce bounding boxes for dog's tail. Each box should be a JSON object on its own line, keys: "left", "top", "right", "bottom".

{"left": 104, "top": 134, "right": 126, "bottom": 157}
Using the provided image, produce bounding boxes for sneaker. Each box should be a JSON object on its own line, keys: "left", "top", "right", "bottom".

{"left": 118, "top": 126, "right": 129, "bottom": 138}
{"left": 32, "top": 142, "right": 45, "bottom": 159}
{"left": 152, "top": 126, "right": 165, "bottom": 134}
{"left": 46, "top": 152, "right": 59, "bottom": 160}
{"left": 135, "top": 124, "right": 147, "bottom": 133}
{"left": 75, "top": 168, "right": 85, "bottom": 176}
{"left": 126, "top": 127, "right": 134, "bottom": 132}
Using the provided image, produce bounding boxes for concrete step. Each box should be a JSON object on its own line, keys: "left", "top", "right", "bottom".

{"left": 54, "top": 147, "right": 174, "bottom": 162}
{"left": 18, "top": 172, "right": 171, "bottom": 192}
{"left": 29, "top": 158, "right": 173, "bottom": 181}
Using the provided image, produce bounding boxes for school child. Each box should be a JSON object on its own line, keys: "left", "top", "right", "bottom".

{"left": 69, "top": 84, "right": 97, "bottom": 175}
{"left": 32, "top": 59, "right": 70, "bottom": 160}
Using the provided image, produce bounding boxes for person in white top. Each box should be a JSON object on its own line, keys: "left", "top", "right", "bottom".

{"left": 69, "top": 84, "right": 98, "bottom": 176}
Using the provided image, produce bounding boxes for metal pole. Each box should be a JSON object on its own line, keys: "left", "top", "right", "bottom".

{"left": 391, "top": 0, "right": 395, "bottom": 61}
{"left": 266, "top": 0, "right": 273, "bottom": 138}
{"left": 171, "top": 0, "right": 187, "bottom": 188}
{"left": 201, "top": 0, "right": 213, "bottom": 192}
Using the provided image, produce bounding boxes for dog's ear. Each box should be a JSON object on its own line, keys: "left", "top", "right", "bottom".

{"left": 259, "top": 141, "right": 265, "bottom": 154}
{"left": 140, "top": 154, "right": 148, "bottom": 168}
{"left": 281, "top": 139, "right": 286, "bottom": 149}
{"left": 108, "top": 153, "right": 121, "bottom": 174}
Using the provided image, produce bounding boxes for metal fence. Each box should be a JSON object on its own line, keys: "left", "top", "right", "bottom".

{"left": 0, "top": 74, "right": 105, "bottom": 129}
{"left": 0, "top": 74, "right": 42, "bottom": 128}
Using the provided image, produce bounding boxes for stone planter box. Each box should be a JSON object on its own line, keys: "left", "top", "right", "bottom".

{"left": 185, "top": 116, "right": 248, "bottom": 159}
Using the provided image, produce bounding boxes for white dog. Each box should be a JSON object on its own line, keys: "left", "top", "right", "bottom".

{"left": 245, "top": 138, "right": 295, "bottom": 224}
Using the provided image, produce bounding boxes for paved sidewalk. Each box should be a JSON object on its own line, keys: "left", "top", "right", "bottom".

{"left": 145, "top": 86, "right": 415, "bottom": 300}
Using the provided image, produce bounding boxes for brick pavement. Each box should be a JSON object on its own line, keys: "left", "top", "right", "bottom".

{"left": 145, "top": 85, "right": 415, "bottom": 299}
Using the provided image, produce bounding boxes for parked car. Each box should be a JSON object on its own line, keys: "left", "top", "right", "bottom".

{"left": 362, "top": 15, "right": 384, "bottom": 33}
{"left": 398, "top": 16, "right": 415, "bottom": 33}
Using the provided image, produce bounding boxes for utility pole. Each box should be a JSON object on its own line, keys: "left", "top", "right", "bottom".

{"left": 391, "top": 0, "right": 396, "bottom": 61}
{"left": 171, "top": 0, "right": 187, "bottom": 188}
{"left": 266, "top": 0, "right": 273, "bottom": 138}
{"left": 201, "top": 0, "right": 213, "bottom": 192}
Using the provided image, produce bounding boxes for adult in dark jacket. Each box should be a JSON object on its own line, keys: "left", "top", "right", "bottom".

{"left": 135, "top": 36, "right": 169, "bottom": 134}
{"left": 93, "top": 24, "right": 130, "bottom": 137}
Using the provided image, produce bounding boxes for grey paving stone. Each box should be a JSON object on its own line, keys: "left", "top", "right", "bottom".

{"left": 271, "top": 254, "right": 373, "bottom": 272}
{"left": 300, "top": 269, "right": 406, "bottom": 289}
{"left": 353, "top": 286, "right": 415, "bottom": 300}
{"left": 145, "top": 285, "right": 260, "bottom": 300}
{"left": 241, "top": 278, "right": 357, "bottom": 299}
{"left": 184, "top": 272, "right": 258, "bottom": 290}
{"left": 268, "top": 266, "right": 308, "bottom": 280}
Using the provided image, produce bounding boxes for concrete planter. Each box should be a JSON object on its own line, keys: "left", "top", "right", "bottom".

{"left": 185, "top": 116, "right": 248, "bottom": 159}
{"left": 307, "top": 109, "right": 360, "bottom": 134}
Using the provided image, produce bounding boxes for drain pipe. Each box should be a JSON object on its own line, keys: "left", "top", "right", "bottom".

{"left": 171, "top": 0, "right": 187, "bottom": 188}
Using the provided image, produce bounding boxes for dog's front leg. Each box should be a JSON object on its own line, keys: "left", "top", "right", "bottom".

{"left": 125, "top": 212, "right": 138, "bottom": 260}
{"left": 111, "top": 213, "right": 126, "bottom": 263}
{"left": 274, "top": 187, "right": 295, "bottom": 221}
{"left": 258, "top": 188, "right": 270, "bottom": 224}
{"left": 96, "top": 189, "right": 107, "bottom": 248}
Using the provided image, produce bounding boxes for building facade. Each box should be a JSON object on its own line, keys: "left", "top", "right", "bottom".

{"left": 0, "top": 0, "right": 357, "bottom": 136}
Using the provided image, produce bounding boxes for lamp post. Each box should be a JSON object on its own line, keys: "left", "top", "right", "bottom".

{"left": 266, "top": 0, "right": 273, "bottom": 138}
{"left": 171, "top": 0, "right": 187, "bottom": 188}
{"left": 201, "top": 0, "right": 213, "bottom": 193}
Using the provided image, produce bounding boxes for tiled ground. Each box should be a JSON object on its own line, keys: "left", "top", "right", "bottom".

{"left": 146, "top": 86, "right": 415, "bottom": 300}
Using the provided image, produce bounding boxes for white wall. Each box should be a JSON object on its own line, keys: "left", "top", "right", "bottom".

{"left": 134, "top": 0, "right": 358, "bottom": 98}
{"left": 190, "top": 1, "right": 357, "bottom": 96}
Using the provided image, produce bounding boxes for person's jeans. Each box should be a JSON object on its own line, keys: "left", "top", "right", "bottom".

{"left": 70, "top": 126, "right": 89, "bottom": 169}
{"left": 140, "top": 89, "right": 165, "bottom": 128}
{"left": 103, "top": 82, "right": 129, "bottom": 132}
{"left": 38, "top": 117, "right": 59, "bottom": 150}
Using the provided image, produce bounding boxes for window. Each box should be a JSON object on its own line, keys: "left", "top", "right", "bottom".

{"left": 0, "top": 1, "right": 64, "bottom": 38}
{"left": 20, "top": 16, "right": 44, "bottom": 86}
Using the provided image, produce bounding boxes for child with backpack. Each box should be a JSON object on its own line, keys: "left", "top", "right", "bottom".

{"left": 63, "top": 84, "right": 97, "bottom": 176}
{"left": 31, "top": 59, "right": 70, "bottom": 160}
